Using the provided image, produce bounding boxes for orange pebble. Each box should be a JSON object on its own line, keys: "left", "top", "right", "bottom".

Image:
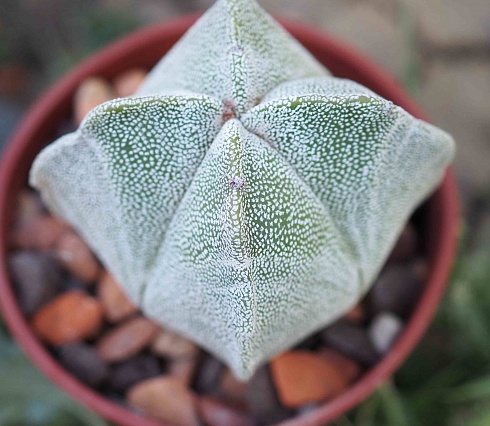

{"left": 97, "top": 271, "right": 137, "bottom": 323}
{"left": 32, "top": 291, "right": 104, "bottom": 345}
{"left": 56, "top": 232, "right": 101, "bottom": 283}
{"left": 113, "top": 68, "right": 147, "bottom": 97}
{"left": 270, "top": 350, "right": 349, "bottom": 408}
{"left": 127, "top": 376, "right": 200, "bottom": 426}
{"left": 74, "top": 77, "right": 114, "bottom": 125}
{"left": 97, "top": 317, "right": 159, "bottom": 362}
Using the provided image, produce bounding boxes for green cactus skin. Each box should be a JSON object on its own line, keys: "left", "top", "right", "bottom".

{"left": 30, "top": 0, "right": 455, "bottom": 379}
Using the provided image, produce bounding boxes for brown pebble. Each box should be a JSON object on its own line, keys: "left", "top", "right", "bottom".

{"left": 74, "top": 77, "right": 114, "bottom": 125}
{"left": 55, "top": 232, "right": 101, "bottom": 283}
{"left": 344, "top": 303, "right": 365, "bottom": 324}
{"left": 97, "top": 317, "right": 159, "bottom": 363}
{"left": 97, "top": 271, "right": 137, "bottom": 323}
{"left": 10, "top": 214, "right": 69, "bottom": 250}
{"left": 151, "top": 328, "right": 199, "bottom": 360}
{"left": 220, "top": 368, "right": 248, "bottom": 405}
{"left": 13, "top": 190, "right": 45, "bottom": 225}
{"left": 270, "top": 351, "right": 349, "bottom": 408}
{"left": 169, "top": 358, "right": 198, "bottom": 386}
{"left": 199, "top": 397, "right": 252, "bottom": 426}
{"left": 319, "top": 348, "right": 361, "bottom": 383}
{"left": 113, "top": 68, "right": 147, "bottom": 97}
{"left": 127, "top": 376, "right": 200, "bottom": 426}
{"left": 32, "top": 291, "right": 103, "bottom": 345}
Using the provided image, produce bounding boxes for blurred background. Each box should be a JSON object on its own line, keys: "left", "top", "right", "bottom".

{"left": 0, "top": 0, "right": 489, "bottom": 425}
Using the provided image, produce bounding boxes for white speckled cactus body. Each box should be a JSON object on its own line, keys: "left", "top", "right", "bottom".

{"left": 30, "top": 0, "right": 455, "bottom": 379}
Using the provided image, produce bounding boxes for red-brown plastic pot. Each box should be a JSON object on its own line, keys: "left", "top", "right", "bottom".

{"left": 0, "top": 15, "right": 459, "bottom": 426}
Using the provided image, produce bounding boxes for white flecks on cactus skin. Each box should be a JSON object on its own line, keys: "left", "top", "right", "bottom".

{"left": 29, "top": 0, "right": 455, "bottom": 379}
{"left": 136, "top": 0, "right": 327, "bottom": 114}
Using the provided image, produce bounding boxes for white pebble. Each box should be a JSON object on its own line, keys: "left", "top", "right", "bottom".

{"left": 368, "top": 312, "right": 404, "bottom": 354}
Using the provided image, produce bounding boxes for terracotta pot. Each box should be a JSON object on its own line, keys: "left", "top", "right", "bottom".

{"left": 0, "top": 15, "right": 459, "bottom": 426}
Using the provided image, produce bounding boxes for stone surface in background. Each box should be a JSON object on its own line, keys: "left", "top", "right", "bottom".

{"left": 412, "top": 0, "right": 490, "bottom": 46}
{"left": 421, "top": 58, "right": 490, "bottom": 192}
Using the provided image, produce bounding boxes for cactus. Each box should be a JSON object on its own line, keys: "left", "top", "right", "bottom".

{"left": 30, "top": 0, "right": 455, "bottom": 379}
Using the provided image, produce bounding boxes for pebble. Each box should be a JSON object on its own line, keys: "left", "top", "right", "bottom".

{"left": 97, "top": 272, "right": 137, "bottom": 323}
{"left": 169, "top": 358, "right": 198, "bottom": 386}
{"left": 55, "top": 232, "right": 101, "bottom": 284}
{"left": 246, "top": 366, "right": 291, "bottom": 424}
{"left": 321, "top": 320, "right": 380, "bottom": 367}
{"left": 368, "top": 312, "right": 404, "bottom": 354}
{"left": 110, "top": 354, "right": 161, "bottom": 393}
{"left": 74, "top": 77, "right": 114, "bottom": 125}
{"left": 113, "top": 68, "right": 147, "bottom": 97}
{"left": 388, "top": 223, "right": 418, "bottom": 262}
{"left": 127, "top": 376, "right": 200, "bottom": 426}
{"left": 8, "top": 251, "right": 64, "bottom": 316}
{"left": 96, "top": 317, "right": 160, "bottom": 363}
{"left": 13, "top": 190, "right": 45, "bottom": 225}
{"left": 64, "top": 276, "right": 89, "bottom": 292}
{"left": 10, "top": 214, "right": 69, "bottom": 250}
{"left": 318, "top": 348, "right": 361, "bottom": 383}
{"left": 151, "top": 328, "right": 199, "bottom": 360}
{"left": 31, "top": 291, "right": 104, "bottom": 345}
{"left": 198, "top": 397, "right": 252, "bottom": 426}
{"left": 293, "top": 333, "right": 321, "bottom": 350}
{"left": 344, "top": 303, "right": 365, "bottom": 324}
{"left": 270, "top": 351, "right": 349, "bottom": 408}
{"left": 369, "top": 262, "right": 425, "bottom": 318}
{"left": 219, "top": 368, "right": 248, "bottom": 405}
{"left": 57, "top": 342, "right": 108, "bottom": 387}
{"left": 194, "top": 356, "right": 225, "bottom": 394}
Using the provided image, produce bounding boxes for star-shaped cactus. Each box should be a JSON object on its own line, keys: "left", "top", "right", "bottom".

{"left": 30, "top": 0, "right": 455, "bottom": 379}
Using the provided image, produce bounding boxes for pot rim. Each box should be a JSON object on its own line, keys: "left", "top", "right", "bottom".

{"left": 0, "top": 14, "right": 460, "bottom": 426}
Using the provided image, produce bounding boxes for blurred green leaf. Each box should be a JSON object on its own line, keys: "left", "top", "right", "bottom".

{"left": 78, "top": 9, "right": 140, "bottom": 53}
{"left": 0, "top": 334, "right": 108, "bottom": 426}
{"left": 447, "top": 375, "right": 490, "bottom": 403}
{"left": 377, "top": 381, "right": 415, "bottom": 426}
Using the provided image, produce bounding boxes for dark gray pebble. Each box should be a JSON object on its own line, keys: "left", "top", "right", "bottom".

{"left": 194, "top": 355, "right": 225, "bottom": 394}
{"left": 57, "top": 342, "right": 108, "bottom": 387}
{"left": 110, "top": 354, "right": 161, "bottom": 393}
{"left": 293, "top": 333, "right": 321, "bottom": 351}
{"left": 246, "top": 366, "right": 291, "bottom": 425}
{"left": 369, "top": 262, "right": 425, "bottom": 318}
{"left": 64, "top": 276, "right": 89, "bottom": 292}
{"left": 388, "top": 223, "right": 418, "bottom": 262}
{"left": 321, "top": 320, "right": 380, "bottom": 367}
{"left": 8, "top": 251, "right": 64, "bottom": 316}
